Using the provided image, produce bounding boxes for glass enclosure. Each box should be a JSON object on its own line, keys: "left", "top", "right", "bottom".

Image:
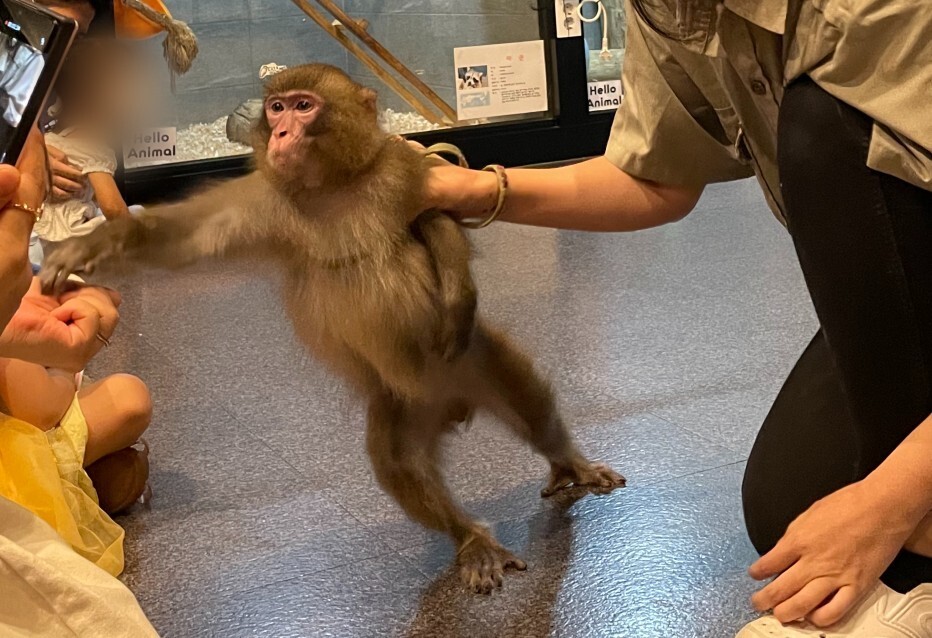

{"left": 117, "top": 2, "right": 626, "bottom": 203}
{"left": 124, "top": 1, "right": 551, "bottom": 168}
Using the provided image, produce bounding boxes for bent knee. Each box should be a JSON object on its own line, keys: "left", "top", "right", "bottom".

{"left": 107, "top": 373, "right": 153, "bottom": 433}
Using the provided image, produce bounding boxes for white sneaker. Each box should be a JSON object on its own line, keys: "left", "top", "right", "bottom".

{"left": 736, "top": 582, "right": 932, "bottom": 637}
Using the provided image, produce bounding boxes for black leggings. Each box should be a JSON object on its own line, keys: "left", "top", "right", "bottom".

{"left": 742, "top": 76, "right": 932, "bottom": 591}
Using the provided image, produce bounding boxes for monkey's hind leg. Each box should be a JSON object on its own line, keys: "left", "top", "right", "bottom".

{"left": 366, "top": 391, "right": 525, "bottom": 594}
{"left": 472, "top": 325, "right": 626, "bottom": 497}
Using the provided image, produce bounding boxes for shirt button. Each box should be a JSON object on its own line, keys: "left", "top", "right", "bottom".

{"left": 751, "top": 80, "right": 768, "bottom": 95}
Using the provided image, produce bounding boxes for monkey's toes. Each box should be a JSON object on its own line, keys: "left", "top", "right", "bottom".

{"left": 457, "top": 538, "right": 526, "bottom": 594}
{"left": 541, "top": 461, "right": 627, "bottom": 497}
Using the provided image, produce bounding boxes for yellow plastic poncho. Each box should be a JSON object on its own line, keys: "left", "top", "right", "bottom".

{"left": 0, "top": 408, "right": 124, "bottom": 576}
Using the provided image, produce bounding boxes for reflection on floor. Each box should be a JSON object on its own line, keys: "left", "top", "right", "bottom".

{"left": 88, "top": 178, "right": 819, "bottom": 638}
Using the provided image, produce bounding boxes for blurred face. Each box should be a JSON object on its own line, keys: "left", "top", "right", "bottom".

{"left": 47, "top": 3, "right": 96, "bottom": 34}
{"left": 56, "top": 38, "right": 151, "bottom": 139}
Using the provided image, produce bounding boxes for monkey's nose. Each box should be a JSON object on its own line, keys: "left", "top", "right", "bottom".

{"left": 276, "top": 130, "right": 288, "bottom": 138}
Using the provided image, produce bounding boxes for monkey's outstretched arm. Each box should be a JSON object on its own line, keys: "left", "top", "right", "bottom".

{"left": 39, "top": 174, "right": 272, "bottom": 294}
{"left": 412, "top": 210, "right": 477, "bottom": 361}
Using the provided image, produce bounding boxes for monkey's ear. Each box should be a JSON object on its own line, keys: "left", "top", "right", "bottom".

{"left": 360, "top": 87, "right": 378, "bottom": 114}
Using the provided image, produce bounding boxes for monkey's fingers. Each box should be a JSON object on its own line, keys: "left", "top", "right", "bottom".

{"left": 584, "top": 463, "right": 627, "bottom": 492}
{"left": 38, "top": 267, "right": 58, "bottom": 296}
{"left": 541, "top": 462, "right": 627, "bottom": 497}
{"left": 459, "top": 561, "right": 492, "bottom": 595}
{"left": 40, "top": 265, "right": 74, "bottom": 296}
{"left": 505, "top": 555, "right": 528, "bottom": 571}
{"left": 40, "top": 251, "right": 92, "bottom": 296}
{"left": 457, "top": 538, "right": 526, "bottom": 594}
{"left": 491, "top": 566, "right": 504, "bottom": 589}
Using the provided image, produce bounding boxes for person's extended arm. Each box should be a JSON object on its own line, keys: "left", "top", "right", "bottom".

{"left": 1, "top": 127, "right": 48, "bottom": 328}
{"left": 0, "top": 167, "right": 32, "bottom": 327}
{"left": 422, "top": 154, "right": 702, "bottom": 232}
{"left": 88, "top": 172, "right": 129, "bottom": 219}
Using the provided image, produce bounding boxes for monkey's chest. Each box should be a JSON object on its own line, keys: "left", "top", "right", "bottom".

{"left": 284, "top": 249, "right": 440, "bottom": 350}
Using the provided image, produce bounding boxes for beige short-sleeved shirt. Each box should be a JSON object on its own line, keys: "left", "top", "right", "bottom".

{"left": 606, "top": 0, "right": 932, "bottom": 222}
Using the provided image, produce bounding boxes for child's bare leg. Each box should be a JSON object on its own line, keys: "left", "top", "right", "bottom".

{"left": 78, "top": 374, "right": 152, "bottom": 466}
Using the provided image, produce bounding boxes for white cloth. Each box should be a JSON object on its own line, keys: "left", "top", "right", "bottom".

{"left": 0, "top": 496, "right": 159, "bottom": 637}
{"left": 28, "top": 232, "right": 44, "bottom": 266}
{"left": 34, "top": 131, "right": 117, "bottom": 243}
{"left": 0, "top": 37, "right": 45, "bottom": 127}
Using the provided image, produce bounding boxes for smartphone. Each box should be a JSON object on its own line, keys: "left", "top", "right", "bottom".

{"left": 0, "top": 0, "right": 76, "bottom": 165}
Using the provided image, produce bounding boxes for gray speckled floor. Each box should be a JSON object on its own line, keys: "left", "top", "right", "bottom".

{"left": 88, "top": 177, "right": 818, "bottom": 638}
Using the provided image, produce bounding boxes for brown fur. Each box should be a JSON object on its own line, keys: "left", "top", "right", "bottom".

{"left": 40, "top": 64, "right": 625, "bottom": 593}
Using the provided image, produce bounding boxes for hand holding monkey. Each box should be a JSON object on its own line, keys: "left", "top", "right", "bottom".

{"left": 409, "top": 140, "right": 500, "bottom": 221}
{"left": 41, "top": 64, "right": 625, "bottom": 594}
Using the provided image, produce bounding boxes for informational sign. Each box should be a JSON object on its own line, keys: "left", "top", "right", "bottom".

{"left": 588, "top": 79, "right": 622, "bottom": 112}
{"left": 125, "top": 127, "right": 177, "bottom": 162}
{"left": 453, "top": 41, "right": 548, "bottom": 121}
{"left": 555, "top": 0, "right": 582, "bottom": 38}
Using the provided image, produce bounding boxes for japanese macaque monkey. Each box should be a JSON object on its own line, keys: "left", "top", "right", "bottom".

{"left": 40, "top": 64, "right": 626, "bottom": 593}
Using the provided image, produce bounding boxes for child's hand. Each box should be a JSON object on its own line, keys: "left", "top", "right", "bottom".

{"left": 47, "top": 144, "right": 86, "bottom": 201}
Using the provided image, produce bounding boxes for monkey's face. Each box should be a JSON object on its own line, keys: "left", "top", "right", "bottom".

{"left": 265, "top": 91, "right": 323, "bottom": 170}
{"left": 257, "top": 64, "right": 385, "bottom": 187}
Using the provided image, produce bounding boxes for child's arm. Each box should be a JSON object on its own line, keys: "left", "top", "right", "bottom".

{"left": 88, "top": 172, "right": 130, "bottom": 220}
{"left": 0, "top": 358, "right": 76, "bottom": 431}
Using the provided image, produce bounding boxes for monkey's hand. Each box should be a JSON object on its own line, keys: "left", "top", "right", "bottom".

{"left": 39, "top": 220, "right": 133, "bottom": 295}
{"left": 434, "top": 292, "right": 476, "bottom": 362}
{"left": 436, "top": 320, "right": 470, "bottom": 362}
{"left": 411, "top": 210, "right": 476, "bottom": 361}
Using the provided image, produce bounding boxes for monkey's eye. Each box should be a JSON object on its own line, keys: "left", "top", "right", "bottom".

{"left": 270, "top": 101, "right": 285, "bottom": 113}
{"left": 296, "top": 100, "right": 313, "bottom": 112}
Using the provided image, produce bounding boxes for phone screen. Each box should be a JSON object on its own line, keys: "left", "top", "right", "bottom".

{"left": 0, "top": 0, "right": 74, "bottom": 164}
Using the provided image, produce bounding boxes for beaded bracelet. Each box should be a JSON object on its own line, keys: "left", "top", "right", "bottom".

{"left": 417, "top": 142, "right": 508, "bottom": 229}
{"left": 459, "top": 164, "right": 508, "bottom": 229}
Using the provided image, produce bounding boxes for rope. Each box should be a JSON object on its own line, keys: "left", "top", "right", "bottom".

{"left": 120, "top": 0, "right": 199, "bottom": 91}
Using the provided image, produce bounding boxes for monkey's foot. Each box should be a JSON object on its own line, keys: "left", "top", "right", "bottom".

{"left": 456, "top": 533, "right": 527, "bottom": 594}
{"left": 541, "top": 461, "right": 626, "bottom": 497}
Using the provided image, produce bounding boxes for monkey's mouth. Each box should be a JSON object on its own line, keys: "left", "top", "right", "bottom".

{"left": 267, "top": 135, "right": 313, "bottom": 168}
{"left": 267, "top": 153, "right": 302, "bottom": 176}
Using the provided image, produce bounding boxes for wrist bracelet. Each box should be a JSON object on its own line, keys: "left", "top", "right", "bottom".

{"left": 421, "top": 142, "right": 469, "bottom": 168}
{"left": 459, "top": 165, "right": 508, "bottom": 229}
{"left": 415, "top": 141, "right": 507, "bottom": 229}
{"left": 9, "top": 201, "right": 43, "bottom": 222}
